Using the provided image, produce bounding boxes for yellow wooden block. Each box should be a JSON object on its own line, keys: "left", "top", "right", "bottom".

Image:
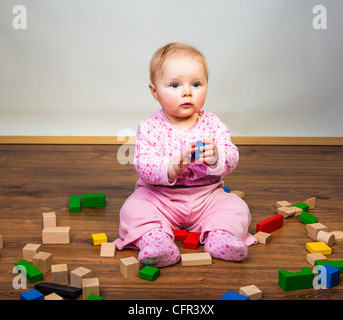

{"left": 306, "top": 241, "right": 332, "bottom": 255}
{"left": 91, "top": 233, "right": 107, "bottom": 245}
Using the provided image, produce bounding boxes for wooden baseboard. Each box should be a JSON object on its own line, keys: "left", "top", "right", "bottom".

{"left": 0, "top": 136, "right": 342, "bottom": 145}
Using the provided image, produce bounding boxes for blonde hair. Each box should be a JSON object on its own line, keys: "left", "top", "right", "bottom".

{"left": 149, "top": 42, "right": 209, "bottom": 84}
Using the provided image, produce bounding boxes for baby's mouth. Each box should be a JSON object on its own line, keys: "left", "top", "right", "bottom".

{"left": 181, "top": 102, "right": 193, "bottom": 107}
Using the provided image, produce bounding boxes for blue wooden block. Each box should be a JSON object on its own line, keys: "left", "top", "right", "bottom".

{"left": 219, "top": 290, "right": 249, "bottom": 300}
{"left": 318, "top": 264, "right": 340, "bottom": 288}
{"left": 192, "top": 140, "right": 206, "bottom": 160}
{"left": 223, "top": 187, "right": 231, "bottom": 193}
{"left": 20, "top": 289, "right": 44, "bottom": 300}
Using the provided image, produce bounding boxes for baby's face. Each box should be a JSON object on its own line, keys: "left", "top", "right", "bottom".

{"left": 150, "top": 54, "right": 208, "bottom": 123}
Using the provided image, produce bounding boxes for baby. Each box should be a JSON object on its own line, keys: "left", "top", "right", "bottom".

{"left": 114, "top": 42, "right": 256, "bottom": 267}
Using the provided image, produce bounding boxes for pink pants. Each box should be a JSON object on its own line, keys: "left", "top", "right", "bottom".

{"left": 114, "top": 179, "right": 257, "bottom": 250}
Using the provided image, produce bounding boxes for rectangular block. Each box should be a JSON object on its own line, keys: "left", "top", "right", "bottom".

{"left": 306, "top": 242, "right": 332, "bottom": 255}
{"left": 278, "top": 267, "right": 314, "bottom": 291}
{"left": 42, "top": 227, "right": 71, "bottom": 244}
{"left": 184, "top": 232, "right": 201, "bottom": 250}
{"left": 82, "top": 193, "right": 106, "bottom": 208}
{"left": 91, "top": 233, "right": 107, "bottom": 245}
{"left": 299, "top": 211, "right": 317, "bottom": 224}
{"left": 139, "top": 266, "right": 160, "bottom": 281}
{"left": 192, "top": 140, "right": 206, "bottom": 160}
{"left": 275, "top": 200, "right": 292, "bottom": 208}
{"left": 172, "top": 229, "right": 188, "bottom": 241}
{"left": 306, "top": 252, "right": 327, "bottom": 266}
{"left": 42, "top": 212, "right": 56, "bottom": 228}
{"left": 34, "top": 282, "right": 82, "bottom": 299}
{"left": 51, "top": 263, "right": 68, "bottom": 285}
{"left": 23, "top": 243, "right": 41, "bottom": 262}
{"left": 15, "top": 260, "right": 43, "bottom": 283}
{"left": 20, "top": 289, "right": 44, "bottom": 300}
{"left": 82, "top": 277, "right": 100, "bottom": 300}
{"left": 100, "top": 242, "right": 116, "bottom": 257}
{"left": 0, "top": 234, "right": 3, "bottom": 249}
{"left": 277, "top": 206, "right": 297, "bottom": 218}
{"left": 256, "top": 214, "right": 283, "bottom": 233}
{"left": 120, "top": 256, "right": 140, "bottom": 279}
{"left": 181, "top": 252, "right": 212, "bottom": 266}
{"left": 69, "top": 195, "right": 81, "bottom": 213}
{"left": 293, "top": 202, "right": 309, "bottom": 212}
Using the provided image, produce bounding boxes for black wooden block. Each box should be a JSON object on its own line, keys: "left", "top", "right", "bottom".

{"left": 34, "top": 282, "right": 82, "bottom": 299}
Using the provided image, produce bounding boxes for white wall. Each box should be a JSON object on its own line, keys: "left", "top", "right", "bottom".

{"left": 1, "top": 0, "right": 342, "bottom": 137}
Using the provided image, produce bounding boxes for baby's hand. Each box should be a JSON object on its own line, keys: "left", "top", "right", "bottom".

{"left": 168, "top": 143, "right": 198, "bottom": 181}
{"left": 197, "top": 139, "right": 218, "bottom": 166}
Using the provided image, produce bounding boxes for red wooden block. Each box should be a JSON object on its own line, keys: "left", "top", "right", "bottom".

{"left": 256, "top": 214, "right": 284, "bottom": 233}
{"left": 172, "top": 229, "right": 188, "bottom": 241}
{"left": 184, "top": 232, "right": 201, "bottom": 250}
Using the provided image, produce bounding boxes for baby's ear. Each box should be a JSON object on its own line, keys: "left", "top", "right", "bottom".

{"left": 149, "top": 83, "right": 159, "bottom": 101}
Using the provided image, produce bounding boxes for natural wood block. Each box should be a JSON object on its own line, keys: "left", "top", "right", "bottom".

{"left": 239, "top": 285, "right": 263, "bottom": 300}
{"left": 44, "top": 292, "right": 63, "bottom": 300}
{"left": 23, "top": 244, "right": 41, "bottom": 262}
{"left": 254, "top": 231, "right": 272, "bottom": 244}
{"left": 0, "top": 235, "right": 3, "bottom": 249}
{"left": 306, "top": 252, "right": 327, "bottom": 266}
{"left": 51, "top": 264, "right": 68, "bottom": 285}
{"left": 32, "top": 251, "right": 53, "bottom": 274}
{"left": 277, "top": 206, "right": 297, "bottom": 218}
{"left": 82, "top": 277, "right": 99, "bottom": 300}
{"left": 42, "top": 212, "right": 56, "bottom": 228}
{"left": 180, "top": 252, "right": 212, "bottom": 266}
{"left": 42, "top": 227, "right": 71, "bottom": 244}
{"left": 317, "top": 230, "right": 335, "bottom": 246}
{"left": 304, "top": 197, "right": 316, "bottom": 210}
{"left": 293, "top": 206, "right": 303, "bottom": 217}
{"left": 70, "top": 266, "right": 92, "bottom": 288}
{"left": 120, "top": 257, "right": 139, "bottom": 279}
{"left": 231, "top": 190, "right": 244, "bottom": 199}
{"left": 100, "top": 242, "right": 116, "bottom": 257}
{"left": 275, "top": 201, "right": 292, "bottom": 208}
{"left": 306, "top": 223, "right": 328, "bottom": 240}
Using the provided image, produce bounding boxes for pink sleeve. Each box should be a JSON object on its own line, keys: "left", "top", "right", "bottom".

{"left": 205, "top": 115, "right": 239, "bottom": 176}
{"left": 133, "top": 123, "right": 176, "bottom": 186}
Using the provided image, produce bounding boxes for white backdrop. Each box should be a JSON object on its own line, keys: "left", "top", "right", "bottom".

{"left": 1, "top": 0, "right": 342, "bottom": 137}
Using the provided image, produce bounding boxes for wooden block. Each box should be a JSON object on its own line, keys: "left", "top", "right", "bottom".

{"left": 293, "top": 202, "right": 309, "bottom": 212}
{"left": 293, "top": 207, "right": 303, "bottom": 217}
{"left": 184, "top": 232, "right": 201, "bottom": 250}
{"left": 277, "top": 206, "right": 297, "bottom": 218}
{"left": 70, "top": 266, "right": 92, "bottom": 288}
{"left": 275, "top": 201, "right": 292, "bottom": 208}
{"left": 172, "top": 229, "right": 188, "bottom": 241}
{"left": 318, "top": 264, "right": 340, "bottom": 288}
{"left": 306, "top": 223, "right": 327, "bottom": 240}
{"left": 256, "top": 214, "right": 283, "bottom": 233}
{"left": 239, "top": 285, "right": 262, "bottom": 300}
{"left": 91, "top": 233, "right": 107, "bottom": 245}
{"left": 32, "top": 251, "right": 53, "bottom": 274}
{"left": 34, "top": 282, "right": 82, "bottom": 299}
{"left": 120, "top": 256, "right": 139, "bottom": 279}
{"left": 42, "top": 227, "right": 71, "bottom": 244}
{"left": 278, "top": 267, "right": 314, "bottom": 291}
{"left": 23, "top": 243, "right": 41, "bottom": 262}
{"left": 306, "top": 252, "right": 327, "bottom": 266}
{"left": 306, "top": 241, "right": 332, "bottom": 255}
{"left": 82, "top": 277, "right": 100, "bottom": 300}
{"left": 231, "top": 190, "right": 244, "bottom": 199}
{"left": 85, "top": 294, "right": 104, "bottom": 300}
{"left": 254, "top": 231, "right": 271, "bottom": 244}
{"left": 20, "top": 289, "right": 44, "bottom": 300}
{"left": 328, "top": 231, "right": 343, "bottom": 242}
{"left": 51, "top": 264, "right": 68, "bottom": 285}
{"left": 44, "top": 292, "right": 63, "bottom": 300}
{"left": 299, "top": 211, "right": 317, "bottom": 224}
{"left": 15, "top": 260, "right": 43, "bottom": 283}
{"left": 315, "top": 260, "right": 343, "bottom": 274}
{"left": 181, "top": 252, "right": 212, "bottom": 266}
{"left": 139, "top": 266, "right": 160, "bottom": 281}
{"left": 69, "top": 195, "right": 81, "bottom": 213}
{"left": 82, "top": 193, "right": 106, "bottom": 208}
{"left": 100, "top": 242, "right": 116, "bottom": 257}
{"left": 220, "top": 290, "right": 249, "bottom": 300}
{"left": 0, "top": 234, "right": 3, "bottom": 249}
{"left": 191, "top": 140, "right": 206, "bottom": 160}
{"left": 317, "top": 230, "right": 335, "bottom": 246}
{"left": 304, "top": 197, "right": 316, "bottom": 210}
{"left": 42, "top": 211, "right": 56, "bottom": 228}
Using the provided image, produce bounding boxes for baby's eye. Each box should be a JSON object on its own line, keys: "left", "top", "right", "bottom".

{"left": 193, "top": 82, "right": 200, "bottom": 87}
{"left": 170, "top": 83, "right": 179, "bottom": 88}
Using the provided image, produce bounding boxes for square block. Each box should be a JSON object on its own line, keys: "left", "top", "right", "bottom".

{"left": 100, "top": 242, "right": 116, "bottom": 257}
{"left": 91, "top": 233, "right": 107, "bottom": 245}
{"left": 82, "top": 193, "right": 106, "bottom": 208}
{"left": 318, "top": 264, "right": 340, "bottom": 288}
{"left": 139, "top": 266, "right": 160, "bottom": 281}
{"left": 184, "top": 232, "right": 201, "bottom": 250}
{"left": 254, "top": 231, "right": 272, "bottom": 244}
{"left": 51, "top": 263, "right": 68, "bottom": 285}
{"left": 239, "top": 285, "right": 262, "bottom": 300}
{"left": 120, "top": 257, "right": 139, "bottom": 279}
{"left": 70, "top": 266, "right": 92, "bottom": 288}
{"left": 306, "top": 252, "right": 327, "bottom": 266}
{"left": 82, "top": 277, "right": 100, "bottom": 300}
{"left": 181, "top": 252, "right": 212, "bottom": 266}
{"left": 306, "top": 223, "right": 328, "bottom": 240}
{"left": 172, "top": 229, "right": 188, "bottom": 241}
{"left": 42, "top": 212, "right": 56, "bottom": 228}
{"left": 20, "top": 289, "right": 44, "bottom": 300}
{"left": 306, "top": 242, "right": 332, "bottom": 255}
{"left": 277, "top": 206, "right": 297, "bottom": 218}
{"left": 32, "top": 251, "right": 53, "bottom": 274}
{"left": 69, "top": 195, "right": 81, "bottom": 213}
{"left": 23, "top": 243, "right": 41, "bottom": 262}
{"left": 42, "top": 227, "right": 71, "bottom": 244}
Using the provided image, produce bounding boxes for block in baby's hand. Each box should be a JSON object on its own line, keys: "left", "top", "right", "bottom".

{"left": 192, "top": 140, "right": 206, "bottom": 160}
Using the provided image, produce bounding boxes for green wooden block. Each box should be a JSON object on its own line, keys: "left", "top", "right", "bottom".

{"left": 15, "top": 260, "right": 43, "bottom": 283}
{"left": 315, "top": 260, "right": 343, "bottom": 274}
{"left": 82, "top": 193, "right": 106, "bottom": 208}
{"left": 293, "top": 202, "right": 309, "bottom": 212}
{"left": 278, "top": 267, "right": 314, "bottom": 291}
{"left": 139, "top": 266, "right": 160, "bottom": 281}
{"left": 299, "top": 211, "right": 317, "bottom": 224}
{"left": 85, "top": 294, "right": 104, "bottom": 300}
{"left": 69, "top": 195, "right": 81, "bottom": 212}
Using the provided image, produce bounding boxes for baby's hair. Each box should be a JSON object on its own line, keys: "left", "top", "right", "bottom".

{"left": 149, "top": 42, "right": 209, "bottom": 84}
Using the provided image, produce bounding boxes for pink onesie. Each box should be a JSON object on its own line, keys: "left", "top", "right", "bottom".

{"left": 114, "top": 110, "right": 257, "bottom": 250}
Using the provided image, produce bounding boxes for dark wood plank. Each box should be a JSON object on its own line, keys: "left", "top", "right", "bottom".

{"left": 0, "top": 144, "right": 343, "bottom": 300}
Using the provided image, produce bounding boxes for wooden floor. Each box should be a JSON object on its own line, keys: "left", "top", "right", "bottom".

{"left": 0, "top": 144, "right": 343, "bottom": 300}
